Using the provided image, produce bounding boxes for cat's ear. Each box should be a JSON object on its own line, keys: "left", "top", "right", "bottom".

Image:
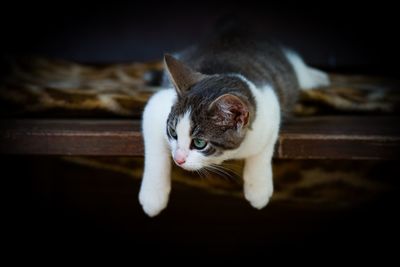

{"left": 208, "top": 94, "right": 250, "bottom": 130}
{"left": 164, "top": 54, "right": 207, "bottom": 95}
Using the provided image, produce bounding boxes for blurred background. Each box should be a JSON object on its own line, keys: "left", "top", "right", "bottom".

{"left": 2, "top": 1, "right": 400, "bottom": 75}
{"left": 2, "top": 0, "right": 400, "bottom": 263}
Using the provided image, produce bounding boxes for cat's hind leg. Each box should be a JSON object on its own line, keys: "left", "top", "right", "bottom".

{"left": 139, "top": 89, "right": 176, "bottom": 217}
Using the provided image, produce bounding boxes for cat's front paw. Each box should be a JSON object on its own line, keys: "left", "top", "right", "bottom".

{"left": 139, "top": 182, "right": 170, "bottom": 217}
{"left": 244, "top": 182, "right": 273, "bottom": 210}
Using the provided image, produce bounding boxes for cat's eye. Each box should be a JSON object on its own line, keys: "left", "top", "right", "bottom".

{"left": 168, "top": 126, "right": 177, "bottom": 139}
{"left": 192, "top": 138, "right": 207, "bottom": 150}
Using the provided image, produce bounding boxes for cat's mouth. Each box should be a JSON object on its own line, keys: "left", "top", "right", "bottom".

{"left": 174, "top": 160, "right": 202, "bottom": 171}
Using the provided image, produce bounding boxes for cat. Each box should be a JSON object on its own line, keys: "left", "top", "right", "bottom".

{"left": 138, "top": 24, "right": 329, "bottom": 217}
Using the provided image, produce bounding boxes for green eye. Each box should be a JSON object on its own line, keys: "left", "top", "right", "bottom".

{"left": 168, "top": 126, "right": 177, "bottom": 139}
{"left": 192, "top": 138, "right": 207, "bottom": 150}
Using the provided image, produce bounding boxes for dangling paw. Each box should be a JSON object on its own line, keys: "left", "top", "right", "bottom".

{"left": 139, "top": 181, "right": 170, "bottom": 217}
{"left": 244, "top": 183, "right": 273, "bottom": 209}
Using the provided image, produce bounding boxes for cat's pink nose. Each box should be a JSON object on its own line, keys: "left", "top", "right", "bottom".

{"left": 174, "top": 150, "right": 187, "bottom": 165}
{"left": 175, "top": 158, "right": 186, "bottom": 165}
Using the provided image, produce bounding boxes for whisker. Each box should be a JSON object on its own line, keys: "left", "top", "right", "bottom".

{"left": 219, "top": 164, "right": 240, "bottom": 176}
{"left": 210, "top": 163, "right": 241, "bottom": 183}
{"left": 200, "top": 168, "right": 212, "bottom": 180}
{"left": 199, "top": 169, "right": 208, "bottom": 180}
{"left": 206, "top": 165, "right": 234, "bottom": 181}
{"left": 195, "top": 169, "right": 202, "bottom": 179}
{"left": 203, "top": 166, "right": 220, "bottom": 179}
{"left": 212, "top": 166, "right": 232, "bottom": 178}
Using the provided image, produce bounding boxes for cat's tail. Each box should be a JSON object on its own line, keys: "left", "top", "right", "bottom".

{"left": 283, "top": 49, "right": 330, "bottom": 90}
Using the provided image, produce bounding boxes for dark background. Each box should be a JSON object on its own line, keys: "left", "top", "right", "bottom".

{"left": 1, "top": 1, "right": 399, "bottom": 76}
{"left": 2, "top": 0, "right": 400, "bottom": 263}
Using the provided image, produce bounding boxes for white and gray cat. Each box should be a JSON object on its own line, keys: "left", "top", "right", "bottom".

{"left": 139, "top": 26, "right": 329, "bottom": 217}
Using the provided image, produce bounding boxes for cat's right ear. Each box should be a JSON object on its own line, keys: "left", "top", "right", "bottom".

{"left": 208, "top": 94, "right": 250, "bottom": 130}
{"left": 164, "top": 54, "right": 207, "bottom": 96}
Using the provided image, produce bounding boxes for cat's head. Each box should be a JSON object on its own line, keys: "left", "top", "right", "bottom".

{"left": 164, "top": 54, "right": 255, "bottom": 171}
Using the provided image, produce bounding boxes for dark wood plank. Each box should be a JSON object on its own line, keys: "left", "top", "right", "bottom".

{"left": 0, "top": 120, "right": 143, "bottom": 156}
{"left": 278, "top": 116, "right": 400, "bottom": 160}
{"left": 1, "top": 116, "right": 399, "bottom": 159}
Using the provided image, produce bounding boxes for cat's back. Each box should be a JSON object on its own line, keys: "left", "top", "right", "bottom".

{"left": 174, "top": 25, "right": 300, "bottom": 114}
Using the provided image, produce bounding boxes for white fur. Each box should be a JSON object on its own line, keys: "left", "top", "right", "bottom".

{"left": 171, "top": 110, "right": 210, "bottom": 170}
{"left": 139, "top": 75, "right": 281, "bottom": 216}
{"left": 176, "top": 111, "right": 192, "bottom": 147}
{"left": 284, "top": 49, "right": 330, "bottom": 90}
{"left": 139, "top": 89, "right": 176, "bottom": 217}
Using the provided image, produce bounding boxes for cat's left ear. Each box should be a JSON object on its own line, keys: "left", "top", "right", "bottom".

{"left": 208, "top": 94, "right": 250, "bottom": 130}
{"left": 164, "top": 54, "right": 207, "bottom": 96}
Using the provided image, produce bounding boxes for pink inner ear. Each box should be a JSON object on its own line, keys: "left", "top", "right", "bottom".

{"left": 210, "top": 94, "right": 249, "bottom": 129}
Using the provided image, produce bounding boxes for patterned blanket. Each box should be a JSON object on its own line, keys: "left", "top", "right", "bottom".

{"left": 1, "top": 57, "right": 399, "bottom": 117}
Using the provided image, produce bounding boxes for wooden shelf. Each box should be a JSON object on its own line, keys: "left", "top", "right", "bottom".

{"left": 1, "top": 116, "right": 399, "bottom": 160}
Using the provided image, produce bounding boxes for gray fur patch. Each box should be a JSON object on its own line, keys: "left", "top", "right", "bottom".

{"left": 167, "top": 75, "right": 255, "bottom": 156}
